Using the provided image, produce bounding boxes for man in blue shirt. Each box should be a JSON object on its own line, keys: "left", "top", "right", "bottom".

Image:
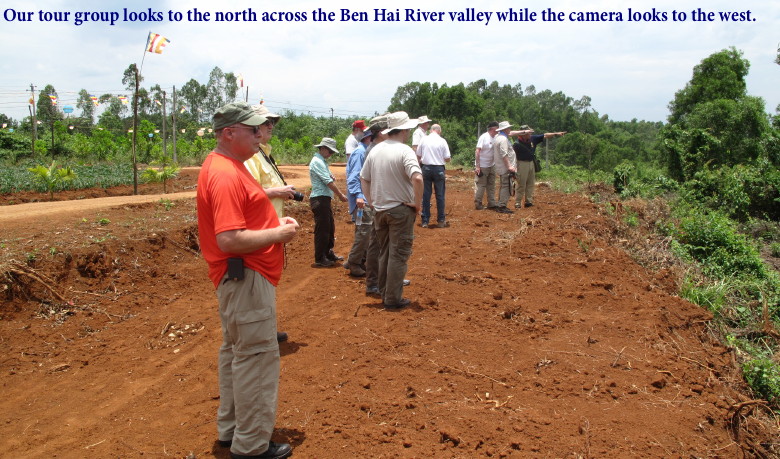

{"left": 309, "top": 138, "right": 347, "bottom": 267}
{"left": 345, "top": 129, "right": 374, "bottom": 277}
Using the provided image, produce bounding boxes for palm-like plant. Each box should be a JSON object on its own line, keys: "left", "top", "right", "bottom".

{"left": 28, "top": 161, "right": 76, "bottom": 200}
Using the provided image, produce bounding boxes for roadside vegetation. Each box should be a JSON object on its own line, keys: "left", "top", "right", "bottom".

{"left": 1, "top": 47, "right": 779, "bottom": 409}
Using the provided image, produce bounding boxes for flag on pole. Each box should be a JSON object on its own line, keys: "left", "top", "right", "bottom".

{"left": 118, "top": 96, "right": 129, "bottom": 105}
{"left": 237, "top": 73, "right": 244, "bottom": 88}
{"left": 180, "top": 106, "right": 187, "bottom": 114}
{"left": 90, "top": 95, "right": 99, "bottom": 106}
{"left": 146, "top": 32, "right": 170, "bottom": 54}
{"left": 49, "top": 95, "right": 58, "bottom": 105}
{"left": 154, "top": 99, "right": 162, "bottom": 106}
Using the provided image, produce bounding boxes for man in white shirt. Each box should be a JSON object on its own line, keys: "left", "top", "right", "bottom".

{"left": 416, "top": 124, "right": 451, "bottom": 228}
{"left": 491, "top": 121, "right": 517, "bottom": 214}
{"left": 474, "top": 121, "right": 498, "bottom": 210}
{"left": 360, "top": 111, "right": 423, "bottom": 309}
{"left": 344, "top": 119, "right": 366, "bottom": 164}
{"left": 411, "top": 115, "right": 431, "bottom": 154}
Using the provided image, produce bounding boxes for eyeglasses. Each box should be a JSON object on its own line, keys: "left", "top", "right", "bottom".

{"left": 228, "top": 125, "right": 260, "bottom": 135}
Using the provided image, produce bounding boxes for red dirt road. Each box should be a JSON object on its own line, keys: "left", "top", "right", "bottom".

{"left": 0, "top": 168, "right": 774, "bottom": 458}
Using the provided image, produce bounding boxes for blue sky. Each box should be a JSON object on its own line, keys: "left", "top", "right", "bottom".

{"left": 0, "top": 0, "right": 777, "bottom": 123}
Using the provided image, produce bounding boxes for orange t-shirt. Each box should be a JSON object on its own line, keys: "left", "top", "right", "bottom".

{"left": 197, "top": 152, "right": 284, "bottom": 288}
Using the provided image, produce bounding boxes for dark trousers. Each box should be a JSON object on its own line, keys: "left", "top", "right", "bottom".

{"left": 310, "top": 196, "right": 335, "bottom": 262}
{"left": 421, "top": 164, "right": 446, "bottom": 224}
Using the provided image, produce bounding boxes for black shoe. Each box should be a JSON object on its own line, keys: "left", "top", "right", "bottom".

{"left": 486, "top": 205, "right": 497, "bottom": 209}
{"left": 230, "top": 442, "right": 292, "bottom": 459}
{"left": 349, "top": 267, "right": 366, "bottom": 278}
{"left": 326, "top": 252, "right": 344, "bottom": 262}
{"left": 420, "top": 222, "right": 428, "bottom": 228}
{"left": 218, "top": 439, "right": 232, "bottom": 448}
{"left": 383, "top": 298, "right": 411, "bottom": 309}
{"left": 313, "top": 259, "right": 335, "bottom": 268}
{"left": 525, "top": 202, "right": 534, "bottom": 208}
{"left": 475, "top": 205, "right": 484, "bottom": 210}
{"left": 365, "top": 286, "right": 381, "bottom": 296}
{"left": 276, "top": 332, "right": 288, "bottom": 343}
{"left": 496, "top": 207, "right": 514, "bottom": 214}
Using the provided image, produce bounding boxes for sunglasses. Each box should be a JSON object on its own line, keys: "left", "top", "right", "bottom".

{"left": 229, "top": 125, "right": 260, "bottom": 134}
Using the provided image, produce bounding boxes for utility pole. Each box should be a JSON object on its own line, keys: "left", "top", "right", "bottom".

{"left": 172, "top": 85, "right": 177, "bottom": 164}
{"left": 132, "top": 66, "right": 139, "bottom": 195}
{"left": 29, "top": 84, "right": 36, "bottom": 156}
{"left": 161, "top": 90, "right": 168, "bottom": 160}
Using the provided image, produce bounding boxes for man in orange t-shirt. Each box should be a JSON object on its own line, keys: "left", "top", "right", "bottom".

{"left": 197, "top": 102, "right": 299, "bottom": 459}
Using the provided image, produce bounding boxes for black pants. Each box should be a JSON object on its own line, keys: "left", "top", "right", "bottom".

{"left": 310, "top": 196, "right": 335, "bottom": 262}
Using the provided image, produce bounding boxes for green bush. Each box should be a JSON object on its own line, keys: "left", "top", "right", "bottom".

{"left": 684, "top": 161, "right": 780, "bottom": 221}
{"left": 743, "top": 359, "right": 780, "bottom": 407}
{"left": 674, "top": 207, "right": 767, "bottom": 279}
{"left": 613, "top": 162, "right": 632, "bottom": 194}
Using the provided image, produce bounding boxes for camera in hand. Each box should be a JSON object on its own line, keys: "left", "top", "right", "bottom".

{"left": 291, "top": 188, "right": 305, "bottom": 201}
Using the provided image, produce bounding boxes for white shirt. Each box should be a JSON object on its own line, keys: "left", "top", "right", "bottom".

{"left": 412, "top": 126, "right": 427, "bottom": 148}
{"left": 345, "top": 134, "right": 359, "bottom": 156}
{"left": 475, "top": 131, "right": 495, "bottom": 168}
{"left": 360, "top": 140, "right": 421, "bottom": 212}
{"left": 416, "top": 131, "right": 451, "bottom": 166}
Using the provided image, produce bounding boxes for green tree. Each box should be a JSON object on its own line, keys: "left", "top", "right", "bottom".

{"left": 660, "top": 48, "right": 776, "bottom": 180}
{"left": 204, "top": 67, "right": 239, "bottom": 118}
{"left": 668, "top": 47, "right": 749, "bottom": 124}
{"left": 122, "top": 63, "right": 140, "bottom": 91}
{"left": 76, "top": 89, "right": 96, "bottom": 125}
{"left": 179, "top": 78, "right": 208, "bottom": 123}
{"left": 388, "top": 82, "right": 436, "bottom": 116}
{"left": 36, "top": 84, "right": 62, "bottom": 126}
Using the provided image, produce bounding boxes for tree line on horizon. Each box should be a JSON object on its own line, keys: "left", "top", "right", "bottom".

{"left": 0, "top": 47, "right": 777, "bottom": 187}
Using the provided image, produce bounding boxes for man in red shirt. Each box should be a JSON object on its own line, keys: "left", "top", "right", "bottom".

{"left": 197, "top": 102, "right": 299, "bottom": 459}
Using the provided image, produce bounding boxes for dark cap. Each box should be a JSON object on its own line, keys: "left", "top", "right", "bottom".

{"left": 213, "top": 102, "right": 267, "bottom": 131}
{"left": 487, "top": 121, "right": 499, "bottom": 129}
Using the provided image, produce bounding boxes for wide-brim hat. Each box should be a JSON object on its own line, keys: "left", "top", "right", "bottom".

{"left": 213, "top": 102, "right": 267, "bottom": 130}
{"left": 417, "top": 115, "right": 432, "bottom": 124}
{"left": 382, "top": 111, "right": 421, "bottom": 135}
{"left": 518, "top": 124, "right": 534, "bottom": 132}
{"left": 251, "top": 103, "right": 281, "bottom": 122}
{"left": 314, "top": 137, "right": 339, "bottom": 154}
{"left": 369, "top": 113, "right": 391, "bottom": 133}
{"left": 497, "top": 121, "right": 513, "bottom": 131}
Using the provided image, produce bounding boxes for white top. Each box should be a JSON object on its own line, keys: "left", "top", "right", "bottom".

{"left": 345, "top": 134, "right": 359, "bottom": 156}
{"left": 416, "top": 131, "right": 451, "bottom": 166}
{"left": 412, "top": 126, "right": 427, "bottom": 148}
{"left": 475, "top": 131, "right": 495, "bottom": 168}
{"left": 492, "top": 133, "right": 515, "bottom": 175}
{"left": 360, "top": 140, "right": 422, "bottom": 212}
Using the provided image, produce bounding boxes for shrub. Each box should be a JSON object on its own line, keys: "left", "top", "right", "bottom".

{"left": 674, "top": 207, "right": 767, "bottom": 279}
{"left": 743, "top": 359, "right": 780, "bottom": 408}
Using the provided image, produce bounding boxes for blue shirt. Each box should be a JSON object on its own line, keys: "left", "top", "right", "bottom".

{"left": 346, "top": 143, "right": 367, "bottom": 214}
{"left": 309, "top": 152, "right": 334, "bottom": 198}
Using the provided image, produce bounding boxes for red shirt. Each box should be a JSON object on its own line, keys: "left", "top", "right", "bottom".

{"left": 197, "top": 151, "right": 284, "bottom": 288}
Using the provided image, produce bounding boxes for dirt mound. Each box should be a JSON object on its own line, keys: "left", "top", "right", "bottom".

{"left": 0, "top": 170, "right": 775, "bottom": 458}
